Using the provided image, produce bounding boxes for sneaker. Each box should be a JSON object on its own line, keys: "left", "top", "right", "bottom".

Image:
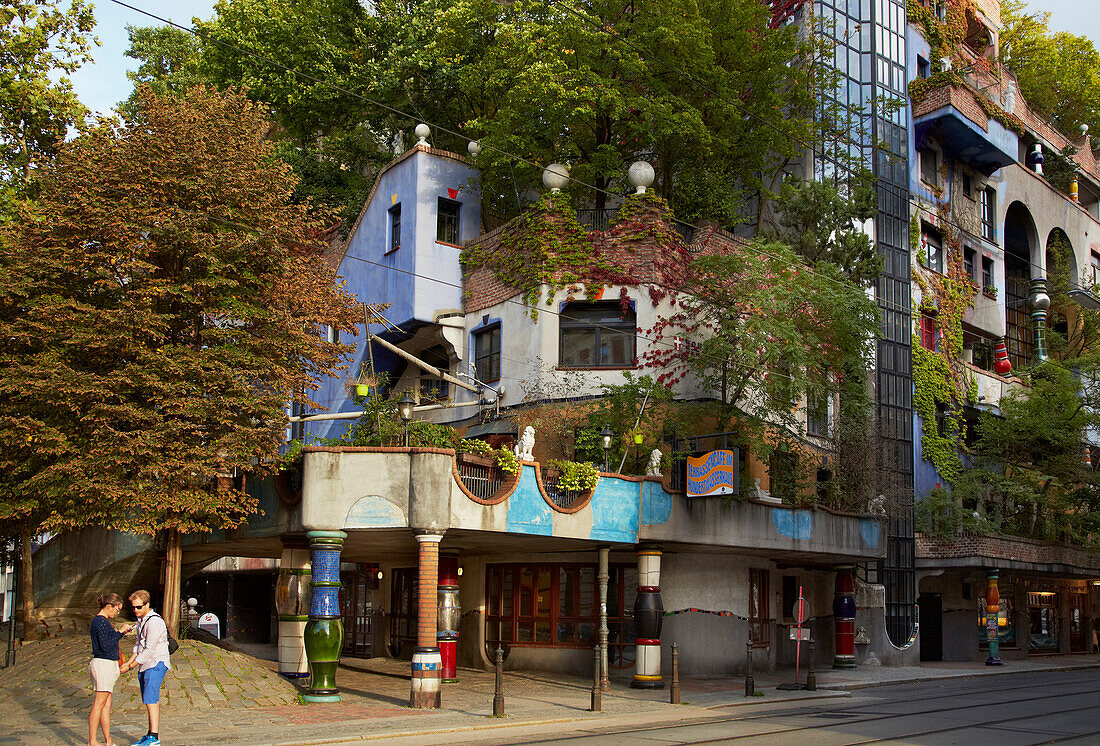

{"left": 134, "top": 736, "right": 161, "bottom": 746}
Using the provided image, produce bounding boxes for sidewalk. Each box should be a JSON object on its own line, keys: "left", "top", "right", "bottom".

{"left": 0, "top": 636, "right": 1096, "bottom": 746}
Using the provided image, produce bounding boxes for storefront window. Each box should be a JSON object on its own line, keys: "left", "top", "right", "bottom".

{"left": 486, "top": 563, "right": 635, "bottom": 667}
{"left": 1027, "top": 592, "right": 1059, "bottom": 650}
{"left": 977, "top": 593, "right": 1015, "bottom": 648}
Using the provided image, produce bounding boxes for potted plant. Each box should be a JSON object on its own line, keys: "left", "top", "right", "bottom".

{"left": 982, "top": 284, "right": 998, "bottom": 300}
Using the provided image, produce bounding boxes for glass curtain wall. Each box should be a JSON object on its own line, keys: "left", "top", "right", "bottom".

{"left": 814, "top": 0, "right": 915, "bottom": 647}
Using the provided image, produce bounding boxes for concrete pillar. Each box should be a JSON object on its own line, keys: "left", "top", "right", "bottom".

{"left": 833, "top": 568, "right": 857, "bottom": 669}
{"left": 437, "top": 550, "right": 460, "bottom": 683}
{"left": 275, "top": 538, "right": 311, "bottom": 679}
{"left": 301, "top": 530, "right": 346, "bottom": 703}
{"left": 411, "top": 533, "right": 443, "bottom": 709}
{"left": 985, "top": 569, "right": 1003, "bottom": 666}
{"left": 598, "top": 546, "right": 610, "bottom": 692}
{"left": 632, "top": 546, "right": 664, "bottom": 689}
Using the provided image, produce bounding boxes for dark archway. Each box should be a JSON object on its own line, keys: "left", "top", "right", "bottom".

{"left": 1004, "top": 202, "right": 1039, "bottom": 369}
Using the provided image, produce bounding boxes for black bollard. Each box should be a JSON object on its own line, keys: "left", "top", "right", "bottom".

{"left": 745, "top": 640, "right": 755, "bottom": 697}
{"left": 591, "top": 646, "right": 602, "bottom": 712}
{"left": 493, "top": 646, "right": 505, "bottom": 716}
{"left": 670, "top": 643, "right": 681, "bottom": 705}
{"left": 806, "top": 639, "right": 817, "bottom": 691}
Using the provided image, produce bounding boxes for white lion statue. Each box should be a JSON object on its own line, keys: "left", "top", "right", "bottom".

{"left": 514, "top": 426, "right": 535, "bottom": 461}
{"left": 645, "top": 449, "right": 663, "bottom": 476}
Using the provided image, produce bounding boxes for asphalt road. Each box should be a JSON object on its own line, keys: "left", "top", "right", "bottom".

{"left": 462, "top": 668, "right": 1100, "bottom": 745}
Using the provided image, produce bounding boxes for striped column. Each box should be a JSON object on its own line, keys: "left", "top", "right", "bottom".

{"left": 437, "top": 551, "right": 461, "bottom": 682}
{"left": 1031, "top": 278, "right": 1050, "bottom": 363}
{"left": 833, "top": 568, "right": 856, "bottom": 669}
{"left": 275, "top": 539, "right": 311, "bottom": 679}
{"left": 985, "top": 569, "right": 1003, "bottom": 666}
{"left": 632, "top": 546, "right": 665, "bottom": 689}
{"left": 411, "top": 533, "right": 443, "bottom": 708}
{"left": 301, "top": 530, "right": 346, "bottom": 703}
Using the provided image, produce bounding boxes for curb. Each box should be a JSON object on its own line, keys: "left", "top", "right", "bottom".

{"left": 817, "top": 661, "right": 1100, "bottom": 691}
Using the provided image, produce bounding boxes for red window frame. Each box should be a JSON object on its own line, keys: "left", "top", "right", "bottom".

{"left": 920, "top": 314, "right": 937, "bottom": 351}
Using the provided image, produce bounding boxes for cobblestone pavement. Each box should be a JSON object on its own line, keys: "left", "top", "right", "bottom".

{"left": 1, "top": 636, "right": 1096, "bottom": 745}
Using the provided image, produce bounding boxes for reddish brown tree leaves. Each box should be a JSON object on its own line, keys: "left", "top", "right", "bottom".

{"left": 0, "top": 86, "right": 361, "bottom": 535}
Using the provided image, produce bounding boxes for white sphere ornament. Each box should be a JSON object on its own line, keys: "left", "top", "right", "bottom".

{"left": 627, "top": 161, "right": 655, "bottom": 194}
{"left": 187, "top": 597, "right": 198, "bottom": 609}
{"left": 542, "top": 163, "right": 570, "bottom": 192}
{"left": 467, "top": 140, "right": 482, "bottom": 156}
{"left": 1032, "top": 290, "right": 1051, "bottom": 311}
{"left": 414, "top": 123, "right": 431, "bottom": 144}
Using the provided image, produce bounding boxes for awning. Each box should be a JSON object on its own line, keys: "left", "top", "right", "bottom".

{"left": 463, "top": 420, "right": 517, "bottom": 439}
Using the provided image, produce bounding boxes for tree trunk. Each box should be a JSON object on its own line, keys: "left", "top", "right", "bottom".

{"left": 19, "top": 528, "right": 37, "bottom": 641}
{"left": 163, "top": 528, "right": 182, "bottom": 639}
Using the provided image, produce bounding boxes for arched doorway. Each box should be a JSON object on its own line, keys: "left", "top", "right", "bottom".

{"left": 1004, "top": 202, "right": 1039, "bottom": 369}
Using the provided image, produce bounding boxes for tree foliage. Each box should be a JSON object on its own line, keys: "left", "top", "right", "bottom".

{"left": 1001, "top": 0, "right": 1100, "bottom": 135}
{"left": 120, "top": 24, "right": 203, "bottom": 118}
{"left": 0, "top": 86, "right": 362, "bottom": 535}
{"left": 0, "top": 0, "right": 95, "bottom": 207}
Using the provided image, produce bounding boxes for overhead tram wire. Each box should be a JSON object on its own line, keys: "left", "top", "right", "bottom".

{"left": 105, "top": 0, "right": 918, "bottom": 314}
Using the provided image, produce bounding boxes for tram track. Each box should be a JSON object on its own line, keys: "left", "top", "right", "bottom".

{"left": 490, "top": 676, "right": 1100, "bottom": 745}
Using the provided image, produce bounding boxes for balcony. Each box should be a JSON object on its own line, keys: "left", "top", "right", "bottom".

{"left": 912, "top": 82, "right": 1017, "bottom": 176}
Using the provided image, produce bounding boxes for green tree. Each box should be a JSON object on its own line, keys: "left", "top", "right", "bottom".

{"left": 1001, "top": 0, "right": 1100, "bottom": 134}
{"left": 119, "top": 24, "right": 204, "bottom": 117}
{"left": 0, "top": 0, "right": 96, "bottom": 209}
{"left": 773, "top": 173, "right": 881, "bottom": 287}
{"left": 0, "top": 86, "right": 361, "bottom": 541}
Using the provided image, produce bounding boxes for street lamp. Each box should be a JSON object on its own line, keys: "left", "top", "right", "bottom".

{"left": 601, "top": 425, "right": 614, "bottom": 472}
{"left": 398, "top": 392, "right": 415, "bottom": 447}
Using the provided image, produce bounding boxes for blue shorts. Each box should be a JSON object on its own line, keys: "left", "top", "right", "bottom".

{"left": 138, "top": 662, "right": 168, "bottom": 704}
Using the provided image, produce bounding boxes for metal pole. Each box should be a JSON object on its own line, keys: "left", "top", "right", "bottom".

{"left": 744, "top": 640, "right": 754, "bottom": 696}
{"left": 404, "top": 422, "right": 409, "bottom": 449}
{"left": 670, "top": 643, "right": 680, "bottom": 704}
{"left": 5, "top": 537, "right": 17, "bottom": 667}
{"left": 598, "top": 547, "right": 610, "bottom": 692}
{"left": 493, "top": 646, "right": 505, "bottom": 716}
{"left": 807, "top": 639, "right": 817, "bottom": 691}
{"left": 590, "top": 646, "right": 602, "bottom": 712}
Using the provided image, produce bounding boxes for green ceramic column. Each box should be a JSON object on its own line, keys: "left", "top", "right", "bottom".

{"left": 301, "top": 530, "right": 346, "bottom": 703}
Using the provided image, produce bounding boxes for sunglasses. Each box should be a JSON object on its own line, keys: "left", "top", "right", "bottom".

{"left": 131, "top": 603, "right": 147, "bottom": 609}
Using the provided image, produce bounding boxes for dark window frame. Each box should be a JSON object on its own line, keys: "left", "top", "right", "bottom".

{"left": 980, "top": 188, "right": 996, "bottom": 242}
{"left": 388, "top": 204, "right": 401, "bottom": 254}
{"left": 981, "top": 256, "right": 995, "bottom": 289}
{"left": 924, "top": 229, "right": 944, "bottom": 274}
{"left": 807, "top": 389, "right": 829, "bottom": 436}
{"left": 559, "top": 301, "right": 637, "bottom": 369}
{"left": 437, "top": 198, "right": 461, "bottom": 245}
{"left": 473, "top": 323, "right": 501, "bottom": 383}
{"left": 964, "top": 247, "right": 977, "bottom": 282}
{"left": 749, "top": 568, "right": 770, "bottom": 647}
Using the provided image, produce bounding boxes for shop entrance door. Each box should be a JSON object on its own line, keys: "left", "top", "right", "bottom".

{"left": 1070, "top": 593, "right": 1087, "bottom": 652}
{"left": 340, "top": 568, "right": 375, "bottom": 658}
{"left": 918, "top": 592, "right": 943, "bottom": 661}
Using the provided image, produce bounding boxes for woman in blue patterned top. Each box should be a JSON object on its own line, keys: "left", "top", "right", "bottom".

{"left": 88, "top": 593, "right": 135, "bottom": 746}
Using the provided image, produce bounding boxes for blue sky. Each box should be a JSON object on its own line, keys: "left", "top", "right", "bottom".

{"left": 68, "top": 0, "right": 1100, "bottom": 118}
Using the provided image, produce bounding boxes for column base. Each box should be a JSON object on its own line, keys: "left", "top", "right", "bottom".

{"left": 631, "top": 676, "right": 665, "bottom": 690}
{"left": 411, "top": 646, "right": 442, "bottom": 709}
{"left": 300, "top": 693, "right": 343, "bottom": 704}
{"left": 832, "top": 656, "right": 857, "bottom": 669}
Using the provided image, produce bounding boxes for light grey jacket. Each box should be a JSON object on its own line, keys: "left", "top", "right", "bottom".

{"left": 133, "top": 611, "right": 172, "bottom": 672}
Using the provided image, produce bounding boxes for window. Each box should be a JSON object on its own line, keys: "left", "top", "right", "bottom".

{"left": 326, "top": 325, "right": 340, "bottom": 344}
{"left": 919, "top": 147, "right": 938, "bottom": 186}
{"left": 917, "top": 56, "right": 930, "bottom": 79}
{"left": 389, "top": 568, "right": 417, "bottom": 653}
{"left": 486, "top": 563, "right": 636, "bottom": 666}
{"left": 437, "top": 198, "right": 461, "bottom": 245}
{"left": 388, "top": 204, "right": 401, "bottom": 253}
{"left": 962, "top": 173, "right": 972, "bottom": 197}
{"left": 964, "top": 247, "right": 977, "bottom": 282}
{"left": 980, "top": 188, "right": 995, "bottom": 241}
{"left": 925, "top": 230, "right": 944, "bottom": 273}
{"left": 559, "top": 302, "right": 636, "bottom": 368}
{"left": 1091, "top": 252, "right": 1100, "bottom": 286}
{"left": 782, "top": 576, "right": 798, "bottom": 620}
{"left": 982, "top": 256, "right": 994, "bottom": 290}
{"left": 807, "top": 389, "right": 829, "bottom": 436}
{"left": 474, "top": 324, "right": 501, "bottom": 382}
{"left": 920, "top": 314, "right": 937, "bottom": 351}
{"left": 749, "top": 569, "right": 770, "bottom": 647}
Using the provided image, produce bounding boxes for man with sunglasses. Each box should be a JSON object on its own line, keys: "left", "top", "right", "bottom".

{"left": 121, "top": 590, "right": 171, "bottom": 746}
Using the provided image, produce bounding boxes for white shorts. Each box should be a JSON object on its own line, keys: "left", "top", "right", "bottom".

{"left": 89, "top": 658, "right": 120, "bottom": 692}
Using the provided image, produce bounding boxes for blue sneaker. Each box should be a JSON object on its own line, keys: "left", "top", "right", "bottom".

{"left": 134, "top": 735, "right": 161, "bottom": 746}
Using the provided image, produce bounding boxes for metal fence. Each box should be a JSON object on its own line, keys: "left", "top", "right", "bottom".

{"left": 542, "top": 472, "right": 588, "bottom": 510}
{"left": 457, "top": 458, "right": 507, "bottom": 501}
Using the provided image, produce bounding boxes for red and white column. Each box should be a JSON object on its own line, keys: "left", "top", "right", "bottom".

{"left": 632, "top": 546, "right": 665, "bottom": 689}
{"left": 833, "top": 568, "right": 857, "bottom": 669}
{"left": 411, "top": 533, "right": 443, "bottom": 708}
{"left": 437, "top": 550, "right": 461, "bottom": 682}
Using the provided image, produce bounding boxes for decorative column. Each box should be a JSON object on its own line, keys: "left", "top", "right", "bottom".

{"left": 302, "top": 530, "right": 346, "bottom": 703}
{"left": 411, "top": 533, "right": 443, "bottom": 708}
{"left": 275, "top": 538, "right": 311, "bottom": 679}
{"left": 985, "top": 569, "right": 1003, "bottom": 666}
{"left": 1031, "top": 278, "right": 1050, "bottom": 363}
{"left": 598, "top": 546, "right": 611, "bottom": 692}
{"left": 833, "top": 568, "right": 857, "bottom": 669}
{"left": 632, "top": 546, "right": 665, "bottom": 689}
{"left": 437, "top": 551, "right": 461, "bottom": 683}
